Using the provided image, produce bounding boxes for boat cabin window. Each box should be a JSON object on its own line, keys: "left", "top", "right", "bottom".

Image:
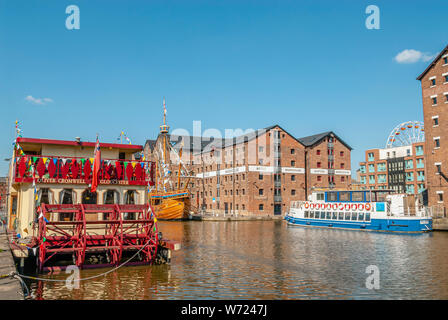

{"left": 309, "top": 211, "right": 314, "bottom": 218}
{"left": 327, "top": 192, "right": 337, "bottom": 202}
{"left": 316, "top": 193, "right": 324, "bottom": 201}
{"left": 339, "top": 191, "right": 350, "bottom": 202}
{"left": 124, "top": 190, "right": 138, "bottom": 220}
{"left": 103, "top": 190, "right": 119, "bottom": 220}
{"left": 332, "top": 212, "right": 337, "bottom": 219}
{"left": 326, "top": 212, "right": 331, "bottom": 219}
{"left": 351, "top": 192, "right": 364, "bottom": 202}
{"left": 320, "top": 211, "right": 325, "bottom": 219}
{"left": 82, "top": 190, "right": 97, "bottom": 204}
{"left": 358, "top": 212, "right": 365, "bottom": 221}
{"left": 60, "top": 189, "right": 75, "bottom": 204}
{"left": 344, "top": 212, "right": 351, "bottom": 220}
{"left": 351, "top": 212, "right": 358, "bottom": 221}
{"left": 304, "top": 211, "right": 309, "bottom": 218}
{"left": 338, "top": 212, "right": 344, "bottom": 220}
{"left": 377, "top": 191, "right": 389, "bottom": 202}
{"left": 59, "top": 189, "right": 76, "bottom": 221}
{"left": 104, "top": 190, "right": 119, "bottom": 204}
{"left": 37, "top": 188, "right": 53, "bottom": 205}
{"left": 365, "top": 213, "right": 371, "bottom": 221}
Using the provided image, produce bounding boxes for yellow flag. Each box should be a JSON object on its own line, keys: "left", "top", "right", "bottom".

{"left": 131, "top": 162, "right": 136, "bottom": 168}
{"left": 90, "top": 158, "right": 94, "bottom": 163}
{"left": 42, "top": 157, "right": 48, "bottom": 164}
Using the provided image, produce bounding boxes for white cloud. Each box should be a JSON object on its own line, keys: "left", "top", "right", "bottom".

{"left": 25, "top": 95, "right": 54, "bottom": 105}
{"left": 394, "top": 49, "right": 436, "bottom": 64}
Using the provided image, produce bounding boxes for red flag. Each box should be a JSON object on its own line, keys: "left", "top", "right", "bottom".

{"left": 91, "top": 136, "right": 101, "bottom": 192}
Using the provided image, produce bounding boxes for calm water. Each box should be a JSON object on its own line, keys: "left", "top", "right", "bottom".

{"left": 29, "top": 221, "right": 448, "bottom": 299}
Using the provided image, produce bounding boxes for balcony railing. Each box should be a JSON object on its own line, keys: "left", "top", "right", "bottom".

{"left": 14, "top": 154, "right": 154, "bottom": 186}
{"left": 274, "top": 195, "right": 282, "bottom": 202}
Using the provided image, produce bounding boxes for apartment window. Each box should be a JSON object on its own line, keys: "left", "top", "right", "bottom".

{"left": 445, "top": 74, "right": 448, "bottom": 83}
{"left": 340, "top": 151, "right": 344, "bottom": 157}
{"left": 436, "top": 164, "right": 442, "bottom": 173}
{"left": 290, "top": 148, "right": 295, "bottom": 154}
{"left": 259, "top": 204, "right": 264, "bottom": 211}
{"left": 433, "top": 117, "right": 439, "bottom": 126}
{"left": 259, "top": 189, "right": 264, "bottom": 196}
{"left": 291, "top": 189, "right": 296, "bottom": 196}
{"left": 258, "top": 159, "right": 263, "bottom": 165}
{"left": 437, "top": 192, "right": 444, "bottom": 203}
{"left": 291, "top": 175, "right": 296, "bottom": 181}
{"left": 317, "top": 176, "right": 322, "bottom": 182}
{"left": 259, "top": 173, "right": 263, "bottom": 180}
{"left": 435, "top": 137, "right": 440, "bottom": 148}
{"left": 316, "top": 150, "right": 321, "bottom": 155}
{"left": 242, "top": 189, "right": 245, "bottom": 195}
{"left": 340, "top": 163, "right": 345, "bottom": 169}
{"left": 259, "top": 146, "right": 264, "bottom": 153}
{"left": 291, "top": 160, "right": 295, "bottom": 166}
{"left": 341, "top": 176, "right": 345, "bottom": 182}
{"left": 431, "top": 78, "right": 436, "bottom": 86}
{"left": 317, "top": 162, "right": 321, "bottom": 168}
{"left": 444, "top": 56, "right": 448, "bottom": 65}
{"left": 432, "top": 96, "right": 438, "bottom": 105}
{"left": 445, "top": 93, "right": 448, "bottom": 103}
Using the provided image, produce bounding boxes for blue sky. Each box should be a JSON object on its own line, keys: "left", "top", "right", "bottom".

{"left": 0, "top": 0, "right": 447, "bottom": 176}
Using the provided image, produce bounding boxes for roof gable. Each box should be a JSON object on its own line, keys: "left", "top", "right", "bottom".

{"left": 417, "top": 44, "right": 448, "bottom": 80}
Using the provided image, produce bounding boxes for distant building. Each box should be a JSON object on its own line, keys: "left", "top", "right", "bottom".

{"left": 358, "top": 143, "right": 426, "bottom": 194}
{"left": 145, "top": 125, "right": 353, "bottom": 215}
{"left": 417, "top": 44, "right": 448, "bottom": 213}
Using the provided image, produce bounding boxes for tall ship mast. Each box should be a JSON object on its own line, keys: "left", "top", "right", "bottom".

{"left": 149, "top": 98, "right": 192, "bottom": 220}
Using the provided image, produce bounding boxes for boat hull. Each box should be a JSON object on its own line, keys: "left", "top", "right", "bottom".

{"left": 284, "top": 215, "right": 432, "bottom": 233}
{"left": 153, "top": 198, "right": 189, "bottom": 220}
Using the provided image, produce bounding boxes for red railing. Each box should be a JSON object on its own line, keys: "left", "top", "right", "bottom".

{"left": 14, "top": 154, "right": 155, "bottom": 186}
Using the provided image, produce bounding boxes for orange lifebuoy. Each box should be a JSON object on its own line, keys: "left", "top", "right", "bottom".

{"left": 310, "top": 203, "right": 315, "bottom": 210}
{"left": 365, "top": 203, "right": 372, "bottom": 211}
{"left": 358, "top": 204, "right": 365, "bottom": 211}
{"left": 338, "top": 203, "right": 344, "bottom": 211}
{"left": 344, "top": 204, "right": 350, "bottom": 211}
{"left": 304, "top": 202, "right": 310, "bottom": 209}
{"left": 332, "top": 203, "right": 338, "bottom": 210}
{"left": 351, "top": 204, "right": 358, "bottom": 211}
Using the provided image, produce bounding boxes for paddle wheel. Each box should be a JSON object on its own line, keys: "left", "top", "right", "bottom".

{"left": 36, "top": 204, "right": 159, "bottom": 273}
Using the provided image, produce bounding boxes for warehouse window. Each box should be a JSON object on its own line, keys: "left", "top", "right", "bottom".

{"left": 259, "top": 204, "right": 264, "bottom": 211}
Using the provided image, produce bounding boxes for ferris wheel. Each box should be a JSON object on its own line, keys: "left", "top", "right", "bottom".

{"left": 385, "top": 121, "right": 425, "bottom": 148}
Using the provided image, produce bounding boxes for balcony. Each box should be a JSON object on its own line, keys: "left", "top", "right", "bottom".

{"left": 14, "top": 154, "right": 153, "bottom": 186}
{"left": 274, "top": 195, "right": 282, "bottom": 202}
{"left": 274, "top": 180, "right": 281, "bottom": 188}
{"left": 417, "top": 175, "right": 425, "bottom": 182}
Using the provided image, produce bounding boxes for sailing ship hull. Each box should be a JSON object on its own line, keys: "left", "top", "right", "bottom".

{"left": 154, "top": 198, "right": 189, "bottom": 220}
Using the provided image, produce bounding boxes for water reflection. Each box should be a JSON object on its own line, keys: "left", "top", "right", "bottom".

{"left": 29, "top": 221, "right": 448, "bottom": 299}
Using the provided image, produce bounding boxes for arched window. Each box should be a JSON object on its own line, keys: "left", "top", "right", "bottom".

{"left": 123, "top": 190, "right": 137, "bottom": 220}
{"left": 124, "top": 190, "right": 137, "bottom": 204}
{"left": 59, "top": 189, "right": 76, "bottom": 221}
{"left": 103, "top": 190, "right": 119, "bottom": 204}
{"left": 60, "top": 189, "right": 75, "bottom": 204}
{"left": 103, "top": 189, "right": 119, "bottom": 220}
{"left": 37, "top": 188, "right": 53, "bottom": 205}
{"left": 82, "top": 189, "right": 97, "bottom": 204}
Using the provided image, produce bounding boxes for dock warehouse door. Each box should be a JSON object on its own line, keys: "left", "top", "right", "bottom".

{"left": 274, "top": 204, "right": 281, "bottom": 215}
